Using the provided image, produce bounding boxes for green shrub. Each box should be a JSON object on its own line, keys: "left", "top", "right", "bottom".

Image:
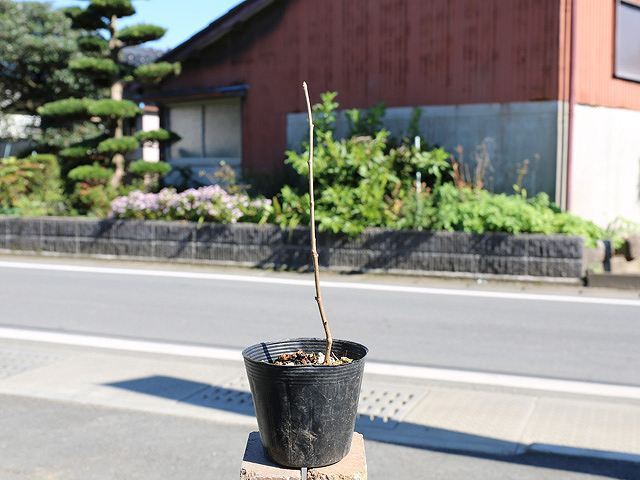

{"left": 117, "top": 24, "right": 166, "bottom": 45}
{"left": 71, "top": 183, "right": 116, "bottom": 216}
{"left": 69, "top": 57, "right": 118, "bottom": 79}
{"left": 37, "top": 98, "right": 91, "bottom": 118}
{"left": 133, "top": 62, "right": 181, "bottom": 84}
{"left": 67, "top": 164, "right": 117, "bottom": 216}
{"left": 279, "top": 92, "right": 451, "bottom": 236}
{"left": 0, "top": 155, "right": 63, "bottom": 215}
{"left": 128, "top": 160, "right": 171, "bottom": 176}
{"left": 275, "top": 91, "right": 608, "bottom": 246}
{"left": 88, "top": 99, "right": 140, "bottom": 118}
{"left": 68, "top": 164, "right": 113, "bottom": 184}
{"left": 97, "top": 136, "right": 139, "bottom": 154}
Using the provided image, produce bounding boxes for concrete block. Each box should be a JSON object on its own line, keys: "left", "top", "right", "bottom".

{"left": 194, "top": 243, "right": 273, "bottom": 264}
{"left": 282, "top": 228, "right": 310, "bottom": 247}
{"left": 153, "top": 240, "right": 194, "bottom": 260}
{"left": 41, "top": 237, "right": 77, "bottom": 254}
{"left": 440, "top": 253, "right": 480, "bottom": 272}
{"left": 77, "top": 239, "right": 152, "bottom": 257}
{"left": 7, "top": 235, "right": 41, "bottom": 251}
{"left": 528, "top": 259, "right": 582, "bottom": 278}
{"left": 479, "top": 256, "right": 527, "bottom": 275}
{"left": 392, "top": 252, "right": 473, "bottom": 272}
{"left": 240, "top": 432, "right": 367, "bottom": 480}
{"left": 7, "top": 218, "right": 40, "bottom": 236}
{"left": 41, "top": 218, "right": 77, "bottom": 237}
{"left": 269, "top": 246, "right": 311, "bottom": 269}
{"left": 586, "top": 272, "right": 640, "bottom": 290}
{"left": 625, "top": 234, "right": 640, "bottom": 261}
{"left": 195, "top": 223, "right": 283, "bottom": 245}
{"left": 472, "top": 233, "right": 527, "bottom": 257}
{"left": 527, "top": 236, "right": 583, "bottom": 259}
{"left": 109, "top": 220, "right": 154, "bottom": 241}
{"left": 75, "top": 219, "right": 111, "bottom": 239}
{"left": 0, "top": 216, "right": 11, "bottom": 236}
{"left": 153, "top": 222, "right": 195, "bottom": 242}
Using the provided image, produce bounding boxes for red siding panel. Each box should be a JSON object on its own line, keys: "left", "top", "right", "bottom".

{"left": 159, "top": 0, "right": 562, "bottom": 175}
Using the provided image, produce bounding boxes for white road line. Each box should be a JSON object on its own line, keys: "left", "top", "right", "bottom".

{"left": 0, "top": 260, "right": 638, "bottom": 306}
{"left": 1, "top": 326, "right": 639, "bottom": 401}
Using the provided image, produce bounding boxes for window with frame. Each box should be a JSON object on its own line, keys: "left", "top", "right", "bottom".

{"left": 615, "top": 0, "right": 640, "bottom": 82}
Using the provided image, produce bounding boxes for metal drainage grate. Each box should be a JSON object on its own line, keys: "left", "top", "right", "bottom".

{"left": 357, "top": 385, "right": 427, "bottom": 429}
{"left": 183, "top": 375, "right": 428, "bottom": 427}
{"left": 184, "top": 376, "right": 254, "bottom": 415}
{"left": 0, "top": 347, "right": 60, "bottom": 379}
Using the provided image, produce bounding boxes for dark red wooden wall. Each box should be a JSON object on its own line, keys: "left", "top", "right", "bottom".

{"left": 158, "top": 0, "right": 563, "bottom": 178}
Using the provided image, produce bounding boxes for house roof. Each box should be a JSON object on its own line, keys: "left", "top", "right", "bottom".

{"left": 121, "top": 46, "right": 165, "bottom": 67}
{"left": 160, "top": 0, "right": 279, "bottom": 63}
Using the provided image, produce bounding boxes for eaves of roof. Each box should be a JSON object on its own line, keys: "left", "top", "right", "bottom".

{"left": 160, "top": 0, "right": 279, "bottom": 63}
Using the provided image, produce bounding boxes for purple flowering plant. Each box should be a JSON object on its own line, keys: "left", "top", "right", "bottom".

{"left": 110, "top": 185, "right": 272, "bottom": 224}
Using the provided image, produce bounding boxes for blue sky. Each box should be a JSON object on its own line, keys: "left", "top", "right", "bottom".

{"left": 38, "top": 0, "right": 245, "bottom": 51}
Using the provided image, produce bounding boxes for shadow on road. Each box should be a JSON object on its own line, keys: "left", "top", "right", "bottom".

{"left": 105, "top": 375, "right": 639, "bottom": 480}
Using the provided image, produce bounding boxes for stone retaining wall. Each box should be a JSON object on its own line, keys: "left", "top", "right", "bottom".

{"left": 0, "top": 217, "right": 584, "bottom": 278}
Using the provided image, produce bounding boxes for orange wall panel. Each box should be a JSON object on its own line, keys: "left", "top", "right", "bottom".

{"left": 574, "top": 0, "right": 640, "bottom": 109}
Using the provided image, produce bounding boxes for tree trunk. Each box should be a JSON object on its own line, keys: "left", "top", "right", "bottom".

{"left": 109, "top": 14, "right": 125, "bottom": 189}
{"left": 110, "top": 81, "right": 125, "bottom": 188}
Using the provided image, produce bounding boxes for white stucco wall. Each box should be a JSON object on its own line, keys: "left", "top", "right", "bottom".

{"left": 569, "top": 104, "right": 640, "bottom": 227}
{"left": 141, "top": 111, "right": 160, "bottom": 162}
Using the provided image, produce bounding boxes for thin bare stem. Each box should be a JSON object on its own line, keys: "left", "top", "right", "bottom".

{"left": 303, "top": 81, "right": 333, "bottom": 365}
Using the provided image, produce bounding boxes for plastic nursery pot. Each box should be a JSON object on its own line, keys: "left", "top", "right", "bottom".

{"left": 243, "top": 338, "right": 368, "bottom": 468}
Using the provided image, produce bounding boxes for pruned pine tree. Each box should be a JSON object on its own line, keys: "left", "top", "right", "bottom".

{"left": 38, "top": 0, "right": 180, "bottom": 189}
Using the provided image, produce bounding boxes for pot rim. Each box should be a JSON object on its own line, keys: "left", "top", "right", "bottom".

{"left": 242, "top": 337, "right": 368, "bottom": 369}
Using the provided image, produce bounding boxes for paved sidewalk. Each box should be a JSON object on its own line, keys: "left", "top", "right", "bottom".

{"left": 1, "top": 337, "right": 639, "bottom": 467}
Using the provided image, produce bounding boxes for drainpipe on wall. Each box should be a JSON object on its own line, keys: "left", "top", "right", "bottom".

{"left": 565, "top": 0, "right": 577, "bottom": 211}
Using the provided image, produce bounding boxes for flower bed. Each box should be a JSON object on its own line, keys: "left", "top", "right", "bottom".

{"left": 110, "top": 186, "right": 272, "bottom": 224}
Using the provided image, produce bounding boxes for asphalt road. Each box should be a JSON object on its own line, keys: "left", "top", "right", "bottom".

{"left": 2, "top": 395, "right": 636, "bottom": 480}
{"left": 0, "top": 259, "right": 639, "bottom": 386}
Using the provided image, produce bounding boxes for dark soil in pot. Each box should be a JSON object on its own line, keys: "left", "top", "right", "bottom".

{"left": 243, "top": 338, "right": 368, "bottom": 468}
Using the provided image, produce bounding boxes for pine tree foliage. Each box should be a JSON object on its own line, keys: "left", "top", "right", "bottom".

{"left": 69, "top": 57, "right": 119, "bottom": 79}
{"left": 38, "top": 98, "right": 92, "bottom": 118}
{"left": 135, "top": 129, "right": 175, "bottom": 143}
{"left": 129, "top": 160, "right": 172, "bottom": 176}
{"left": 117, "top": 24, "right": 166, "bottom": 45}
{"left": 97, "top": 136, "right": 139, "bottom": 154}
{"left": 87, "top": 99, "right": 141, "bottom": 119}
{"left": 134, "top": 62, "right": 181, "bottom": 85}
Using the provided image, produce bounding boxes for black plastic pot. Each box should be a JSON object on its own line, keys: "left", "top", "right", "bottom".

{"left": 243, "top": 338, "right": 368, "bottom": 468}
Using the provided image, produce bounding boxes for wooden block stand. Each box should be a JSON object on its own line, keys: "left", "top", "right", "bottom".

{"left": 240, "top": 432, "right": 367, "bottom": 480}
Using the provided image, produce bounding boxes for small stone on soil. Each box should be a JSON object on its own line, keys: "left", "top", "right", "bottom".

{"left": 271, "top": 350, "right": 353, "bottom": 366}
